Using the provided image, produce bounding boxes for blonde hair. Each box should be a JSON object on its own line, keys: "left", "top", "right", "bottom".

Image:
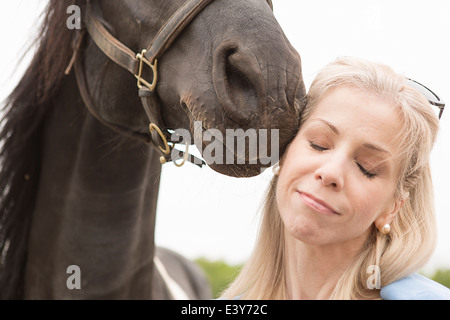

{"left": 220, "top": 57, "right": 440, "bottom": 300}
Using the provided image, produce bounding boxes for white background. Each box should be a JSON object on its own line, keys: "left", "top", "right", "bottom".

{"left": 1, "top": 1, "right": 449, "bottom": 275}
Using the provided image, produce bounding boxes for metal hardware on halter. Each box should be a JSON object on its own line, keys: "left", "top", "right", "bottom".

{"left": 135, "top": 50, "right": 158, "bottom": 91}
{"left": 148, "top": 123, "right": 190, "bottom": 167}
{"left": 149, "top": 123, "right": 172, "bottom": 164}
{"left": 173, "top": 142, "right": 190, "bottom": 167}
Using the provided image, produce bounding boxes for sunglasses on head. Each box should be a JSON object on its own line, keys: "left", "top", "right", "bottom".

{"left": 406, "top": 78, "right": 445, "bottom": 119}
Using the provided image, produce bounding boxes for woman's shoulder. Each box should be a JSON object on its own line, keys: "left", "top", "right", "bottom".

{"left": 380, "top": 273, "right": 450, "bottom": 300}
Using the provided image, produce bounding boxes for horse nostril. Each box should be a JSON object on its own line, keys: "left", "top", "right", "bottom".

{"left": 226, "top": 56, "right": 258, "bottom": 118}
{"left": 212, "top": 41, "right": 266, "bottom": 126}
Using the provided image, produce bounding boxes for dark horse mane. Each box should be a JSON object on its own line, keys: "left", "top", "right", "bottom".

{"left": 0, "top": 0, "right": 86, "bottom": 299}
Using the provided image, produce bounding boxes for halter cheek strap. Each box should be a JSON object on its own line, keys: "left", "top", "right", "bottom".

{"left": 74, "top": 0, "right": 216, "bottom": 167}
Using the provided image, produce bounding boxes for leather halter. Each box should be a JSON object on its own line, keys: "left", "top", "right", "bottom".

{"left": 68, "top": 0, "right": 274, "bottom": 167}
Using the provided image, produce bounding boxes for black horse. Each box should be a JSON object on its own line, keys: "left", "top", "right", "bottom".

{"left": 0, "top": 0, "right": 305, "bottom": 299}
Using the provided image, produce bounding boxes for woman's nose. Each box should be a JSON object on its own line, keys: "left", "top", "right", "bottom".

{"left": 314, "top": 155, "right": 345, "bottom": 191}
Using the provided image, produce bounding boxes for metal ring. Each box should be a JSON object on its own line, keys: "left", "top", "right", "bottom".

{"left": 174, "top": 142, "right": 190, "bottom": 168}
{"left": 149, "top": 123, "right": 171, "bottom": 155}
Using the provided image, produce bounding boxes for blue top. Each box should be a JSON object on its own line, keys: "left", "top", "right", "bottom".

{"left": 223, "top": 273, "right": 450, "bottom": 300}
{"left": 380, "top": 273, "right": 450, "bottom": 300}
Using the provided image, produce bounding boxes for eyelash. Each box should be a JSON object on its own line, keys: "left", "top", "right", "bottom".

{"left": 309, "top": 141, "right": 328, "bottom": 152}
{"left": 356, "top": 163, "right": 377, "bottom": 179}
{"left": 309, "top": 141, "right": 377, "bottom": 179}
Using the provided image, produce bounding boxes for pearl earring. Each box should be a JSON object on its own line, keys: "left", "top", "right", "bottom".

{"left": 272, "top": 163, "right": 280, "bottom": 176}
{"left": 381, "top": 224, "right": 391, "bottom": 234}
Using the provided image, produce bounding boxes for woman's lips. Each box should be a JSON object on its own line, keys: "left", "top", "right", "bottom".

{"left": 297, "top": 191, "right": 340, "bottom": 215}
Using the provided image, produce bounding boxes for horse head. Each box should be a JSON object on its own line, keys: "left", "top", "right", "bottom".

{"left": 82, "top": 0, "right": 305, "bottom": 177}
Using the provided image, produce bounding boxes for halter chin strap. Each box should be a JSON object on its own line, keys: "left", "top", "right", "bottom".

{"left": 68, "top": 0, "right": 273, "bottom": 167}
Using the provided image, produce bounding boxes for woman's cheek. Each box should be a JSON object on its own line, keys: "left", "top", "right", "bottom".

{"left": 347, "top": 187, "right": 385, "bottom": 226}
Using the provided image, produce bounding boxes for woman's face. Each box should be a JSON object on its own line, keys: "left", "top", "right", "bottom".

{"left": 276, "top": 85, "right": 404, "bottom": 247}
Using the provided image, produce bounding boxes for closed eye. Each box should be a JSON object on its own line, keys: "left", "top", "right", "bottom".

{"left": 309, "top": 141, "right": 328, "bottom": 152}
{"left": 356, "top": 162, "right": 377, "bottom": 179}
{"left": 310, "top": 141, "right": 378, "bottom": 179}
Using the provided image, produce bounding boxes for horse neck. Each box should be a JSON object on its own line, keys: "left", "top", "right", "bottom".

{"left": 24, "top": 73, "right": 163, "bottom": 299}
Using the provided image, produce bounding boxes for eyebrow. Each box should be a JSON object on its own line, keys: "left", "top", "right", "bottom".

{"left": 316, "top": 119, "right": 339, "bottom": 135}
{"left": 312, "top": 118, "right": 392, "bottom": 155}
{"left": 362, "top": 143, "right": 391, "bottom": 155}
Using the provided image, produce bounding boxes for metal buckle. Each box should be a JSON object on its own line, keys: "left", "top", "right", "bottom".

{"left": 135, "top": 49, "right": 158, "bottom": 91}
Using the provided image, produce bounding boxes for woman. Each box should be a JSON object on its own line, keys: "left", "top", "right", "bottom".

{"left": 220, "top": 57, "right": 449, "bottom": 300}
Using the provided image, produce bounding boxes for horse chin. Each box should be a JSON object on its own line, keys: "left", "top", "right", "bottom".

{"left": 190, "top": 117, "right": 297, "bottom": 178}
{"left": 207, "top": 163, "right": 267, "bottom": 178}
{"left": 195, "top": 139, "right": 279, "bottom": 178}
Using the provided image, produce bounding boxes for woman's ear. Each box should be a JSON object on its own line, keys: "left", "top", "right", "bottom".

{"left": 375, "top": 193, "right": 408, "bottom": 232}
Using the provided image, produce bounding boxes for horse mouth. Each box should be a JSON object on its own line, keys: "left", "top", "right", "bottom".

{"left": 209, "top": 163, "right": 269, "bottom": 177}
{"left": 185, "top": 117, "right": 293, "bottom": 178}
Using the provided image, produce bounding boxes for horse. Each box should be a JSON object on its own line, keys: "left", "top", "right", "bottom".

{"left": 0, "top": 0, "right": 305, "bottom": 299}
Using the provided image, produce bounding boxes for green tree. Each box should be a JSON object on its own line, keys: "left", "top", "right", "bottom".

{"left": 431, "top": 269, "right": 450, "bottom": 288}
{"left": 195, "top": 258, "right": 243, "bottom": 299}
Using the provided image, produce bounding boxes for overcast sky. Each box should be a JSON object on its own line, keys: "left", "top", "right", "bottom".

{"left": 1, "top": 1, "right": 449, "bottom": 275}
